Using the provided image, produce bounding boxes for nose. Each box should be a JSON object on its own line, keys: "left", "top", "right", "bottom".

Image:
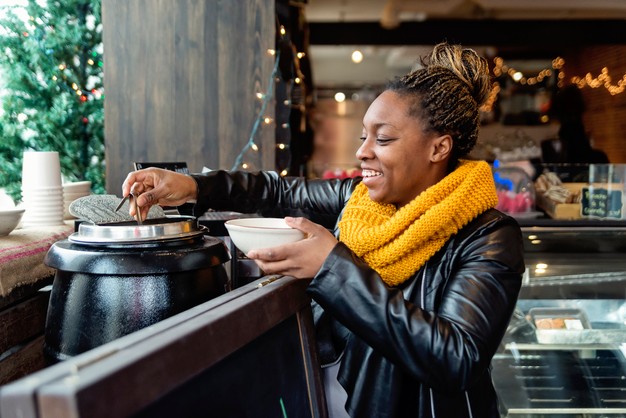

{"left": 356, "top": 137, "right": 373, "bottom": 160}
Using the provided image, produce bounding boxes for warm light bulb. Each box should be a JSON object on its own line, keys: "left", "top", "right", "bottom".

{"left": 277, "top": 143, "right": 286, "bottom": 150}
{"left": 280, "top": 169, "right": 288, "bottom": 176}
{"left": 512, "top": 71, "right": 523, "bottom": 82}
{"left": 334, "top": 92, "right": 346, "bottom": 103}
{"left": 351, "top": 50, "right": 363, "bottom": 64}
{"left": 251, "top": 143, "right": 259, "bottom": 151}
{"left": 296, "top": 52, "right": 305, "bottom": 59}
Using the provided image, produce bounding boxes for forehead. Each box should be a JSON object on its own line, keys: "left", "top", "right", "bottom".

{"left": 363, "top": 91, "right": 415, "bottom": 127}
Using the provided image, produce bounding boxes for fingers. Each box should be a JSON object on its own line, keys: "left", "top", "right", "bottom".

{"left": 246, "top": 218, "right": 339, "bottom": 279}
{"left": 121, "top": 168, "right": 195, "bottom": 213}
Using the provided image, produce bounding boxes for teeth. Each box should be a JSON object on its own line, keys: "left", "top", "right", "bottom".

{"left": 362, "top": 170, "right": 382, "bottom": 177}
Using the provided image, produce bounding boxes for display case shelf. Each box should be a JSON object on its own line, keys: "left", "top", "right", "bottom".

{"left": 494, "top": 225, "right": 626, "bottom": 417}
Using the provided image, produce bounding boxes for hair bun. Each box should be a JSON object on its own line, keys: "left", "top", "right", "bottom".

{"left": 428, "top": 42, "right": 491, "bottom": 106}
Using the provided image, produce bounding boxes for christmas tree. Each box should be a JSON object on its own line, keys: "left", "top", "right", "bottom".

{"left": 0, "top": 0, "right": 104, "bottom": 203}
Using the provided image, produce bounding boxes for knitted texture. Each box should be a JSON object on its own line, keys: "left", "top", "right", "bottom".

{"left": 338, "top": 160, "right": 497, "bottom": 286}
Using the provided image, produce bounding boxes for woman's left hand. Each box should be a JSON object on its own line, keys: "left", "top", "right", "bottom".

{"left": 246, "top": 217, "right": 338, "bottom": 279}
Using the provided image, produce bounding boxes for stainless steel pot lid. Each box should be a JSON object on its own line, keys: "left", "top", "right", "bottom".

{"left": 69, "top": 215, "right": 206, "bottom": 244}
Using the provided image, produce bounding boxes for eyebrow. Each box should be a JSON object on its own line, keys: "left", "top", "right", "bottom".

{"left": 363, "top": 122, "right": 398, "bottom": 130}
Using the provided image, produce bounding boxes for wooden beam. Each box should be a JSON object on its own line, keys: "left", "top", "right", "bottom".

{"left": 308, "top": 20, "right": 626, "bottom": 48}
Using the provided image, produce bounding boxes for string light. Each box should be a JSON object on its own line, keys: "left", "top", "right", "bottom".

{"left": 570, "top": 67, "right": 626, "bottom": 95}
{"left": 231, "top": 49, "right": 281, "bottom": 171}
{"left": 492, "top": 55, "right": 626, "bottom": 95}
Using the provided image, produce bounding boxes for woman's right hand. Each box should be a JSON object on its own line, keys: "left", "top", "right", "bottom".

{"left": 121, "top": 168, "right": 198, "bottom": 219}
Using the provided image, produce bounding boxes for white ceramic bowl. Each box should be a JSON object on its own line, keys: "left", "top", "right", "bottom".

{"left": 0, "top": 208, "right": 25, "bottom": 236}
{"left": 224, "top": 217, "right": 305, "bottom": 254}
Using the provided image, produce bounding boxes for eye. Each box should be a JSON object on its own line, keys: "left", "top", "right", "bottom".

{"left": 376, "top": 137, "right": 394, "bottom": 145}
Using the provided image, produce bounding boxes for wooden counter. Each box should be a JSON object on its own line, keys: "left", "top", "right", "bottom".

{"left": 0, "top": 221, "right": 73, "bottom": 385}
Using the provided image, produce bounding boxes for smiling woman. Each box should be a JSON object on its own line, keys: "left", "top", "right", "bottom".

{"left": 119, "top": 42, "right": 525, "bottom": 418}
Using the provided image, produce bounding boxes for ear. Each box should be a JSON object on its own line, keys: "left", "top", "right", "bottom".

{"left": 430, "top": 134, "right": 453, "bottom": 162}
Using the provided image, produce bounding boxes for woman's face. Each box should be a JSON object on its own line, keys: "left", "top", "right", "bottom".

{"left": 357, "top": 90, "right": 448, "bottom": 208}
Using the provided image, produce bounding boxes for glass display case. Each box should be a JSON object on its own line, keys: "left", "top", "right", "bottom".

{"left": 493, "top": 223, "right": 626, "bottom": 417}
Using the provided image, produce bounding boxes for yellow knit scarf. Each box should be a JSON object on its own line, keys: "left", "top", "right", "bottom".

{"left": 338, "top": 160, "right": 498, "bottom": 286}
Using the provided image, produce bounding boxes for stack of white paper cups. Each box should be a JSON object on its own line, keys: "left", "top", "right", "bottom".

{"left": 20, "top": 151, "right": 65, "bottom": 227}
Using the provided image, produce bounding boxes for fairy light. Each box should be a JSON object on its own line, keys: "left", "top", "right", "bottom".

{"left": 232, "top": 19, "right": 308, "bottom": 173}
{"left": 570, "top": 67, "right": 626, "bottom": 95}
{"left": 231, "top": 49, "right": 281, "bottom": 171}
{"left": 493, "top": 55, "right": 626, "bottom": 95}
{"left": 280, "top": 169, "right": 288, "bottom": 176}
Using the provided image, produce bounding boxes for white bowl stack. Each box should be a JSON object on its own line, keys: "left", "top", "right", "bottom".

{"left": 20, "top": 151, "right": 65, "bottom": 227}
{"left": 63, "top": 180, "right": 92, "bottom": 219}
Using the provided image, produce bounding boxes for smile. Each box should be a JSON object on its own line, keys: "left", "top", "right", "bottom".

{"left": 361, "top": 169, "right": 382, "bottom": 178}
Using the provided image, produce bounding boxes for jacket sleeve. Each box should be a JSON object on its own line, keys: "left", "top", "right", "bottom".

{"left": 186, "top": 170, "right": 356, "bottom": 229}
{"left": 306, "top": 214, "right": 524, "bottom": 392}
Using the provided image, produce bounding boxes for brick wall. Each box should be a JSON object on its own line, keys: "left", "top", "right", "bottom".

{"left": 561, "top": 46, "right": 626, "bottom": 163}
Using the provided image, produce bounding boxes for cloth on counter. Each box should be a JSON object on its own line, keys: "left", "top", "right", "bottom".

{"left": 0, "top": 221, "right": 73, "bottom": 297}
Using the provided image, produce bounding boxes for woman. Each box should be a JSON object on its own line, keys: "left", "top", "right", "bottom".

{"left": 122, "top": 43, "right": 524, "bottom": 418}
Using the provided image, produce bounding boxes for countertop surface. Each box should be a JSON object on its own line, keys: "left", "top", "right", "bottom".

{"left": 0, "top": 221, "right": 73, "bottom": 297}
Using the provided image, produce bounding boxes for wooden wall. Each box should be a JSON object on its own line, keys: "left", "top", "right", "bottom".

{"left": 102, "top": 0, "right": 275, "bottom": 193}
{"left": 561, "top": 45, "right": 626, "bottom": 163}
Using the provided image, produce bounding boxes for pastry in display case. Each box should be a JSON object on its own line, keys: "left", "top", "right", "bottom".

{"left": 492, "top": 224, "right": 626, "bottom": 417}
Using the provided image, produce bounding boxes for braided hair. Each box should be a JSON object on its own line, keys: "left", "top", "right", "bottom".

{"left": 386, "top": 42, "right": 491, "bottom": 170}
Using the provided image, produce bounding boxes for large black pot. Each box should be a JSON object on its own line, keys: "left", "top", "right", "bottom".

{"left": 43, "top": 216, "right": 230, "bottom": 362}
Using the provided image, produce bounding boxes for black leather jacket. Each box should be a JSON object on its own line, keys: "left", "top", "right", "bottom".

{"left": 190, "top": 170, "right": 525, "bottom": 418}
